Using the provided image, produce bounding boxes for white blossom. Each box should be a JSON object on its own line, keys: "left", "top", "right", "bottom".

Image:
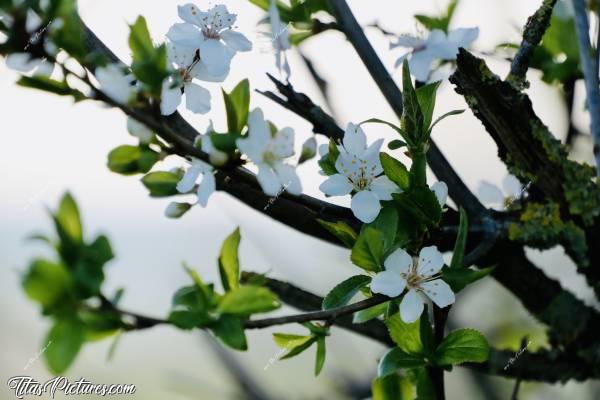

{"left": 176, "top": 158, "right": 216, "bottom": 207}
{"left": 194, "top": 121, "right": 229, "bottom": 166}
{"left": 268, "top": 0, "right": 291, "bottom": 79}
{"left": 478, "top": 174, "right": 523, "bottom": 210}
{"left": 236, "top": 108, "right": 302, "bottom": 196}
{"left": 96, "top": 64, "right": 136, "bottom": 105}
{"left": 319, "top": 123, "right": 400, "bottom": 223}
{"left": 167, "top": 3, "right": 251, "bottom": 79}
{"left": 371, "top": 246, "right": 455, "bottom": 323}
{"left": 160, "top": 42, "right": 213, "bottom": 115}
{"left": 392, "top": 27, "right": 479, "bottom": 82}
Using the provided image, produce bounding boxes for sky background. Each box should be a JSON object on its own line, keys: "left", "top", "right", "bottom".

{"left": 1, "top": 0, "right": 599, "bottom": 399}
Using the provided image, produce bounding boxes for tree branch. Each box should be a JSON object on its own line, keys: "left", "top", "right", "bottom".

{"left": 572, "top": 0, "right": 600, "bottom": 171}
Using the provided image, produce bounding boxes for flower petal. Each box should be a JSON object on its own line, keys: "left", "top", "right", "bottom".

{"left": 371, "top": 271, "right": 407, "bottom": 297}
{"left": 351, "top": 190, "right": 382, "bottom": 223}
{"left": 384, "top": 248, "right": 412, "bottom": 275}
{"left": 221, "top": 29, "right": 252, "bottom": 52}
{"left": 160, "top": 79, "right": 182, "bottom": 115}
{"left": 342, "top": 123, "right": 367, "bottom": 155}
{"left": 319, "top": 174, "right": 353, "bottom": 196}
{"left": 198, "top": 39, "right": 233, "bottom": 77}
{"left": 197, "top": 172, "right": 216, "bottom": 207}
{"left": 271, "top": 127, "right": 295, "bottom": 158}
{"left": 185, "top": 82, "right": 211, "bottom": 114}
{"left": 502, "top": 174, "right": 522, "bottom": 198}
{"left": 420, "top": 279, "right": 455, "bottom": 308}
{"left": 430, "top": 181, "right": 448, "bottom": 206}
{"left": 257, "top": 164, "right": 281, "bottom": 196}
{"left": 177, "top": 162, "right": 203, "bottom": 193}
{"left": 477, "top": 181, "right": 504, "bottom": 206}
{"left": 408, "top": 50, "right": 435, "bottom": 82}
{"left": 417, "top": 246, "right": 445, "bottom": 276}
{"left": 371, "top": 175, "right": 400, "bottom": 200}
{"left": 167, "top": 23, "right": 203, "bottom": 51}
{"left": 400, "top": 289, "right": 424, "bottom": 323}
{"left": 127, "top": 117, "right": 154, "bottom": 144}
{"left": 177, "top": 3, "right": 206, "bottom": 27}
{"left": 274, "top": 163, "right": 302, "bottom": 195}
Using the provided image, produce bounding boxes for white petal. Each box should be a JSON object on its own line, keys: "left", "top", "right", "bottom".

{"left": 6, "top": 53, "right": 37, "bottom": 72}
{"left": 271, "top": 127, "right": 295, "bottom": 158}
{"left": 420, "top": 279, "right": 455, "bottom": 308}
{"left": 184, "top": 82, "right": 211, "bottom": 114}
{"left": 502, "top": 174, "right": 522, "bottom": 198}
{"left": 257, "top": 164, "right": 281, "bottom": 196}
{"left": 447, "top": 27, "right": 479, "bottom": 52}
{"left": 342, "top": 123, "right": 367, "bottom": 155}
{"left": 417, "top": 246, "right": 445, "bottom": 277}
{"left": 274, "top": 163, "right": 302, "bottom": 195}
{"left": 391, "top": 35, "right": 424, "bottom": 49}
{"left": 371, "top": 175, "right": 400, "bottom": 200}
{"left": 198, "top": 39, "right": 233, "bottom": 77}
{"left": 177, "top": 3, "right": 206, "bottom": 27}
{"left": 477, "top": 181, "right": 504, "bottom": 205}
{"left": 32, "top": 60, "right": 54, "bottom": 77}
{"left": 400, "top": 289, "right": 424, "bottom": 323}
{"left": 318, "top": 143, "right": 329, "bottom": 157}
{"left": 394, "top": 53, "right": 409, "bottom": 69}
{"left": 319, "top": 174, "right": 353, "bottom": 196}
{"left": 371, "top": 271, "right": 407, "bottom": 297}
{"left": 177, "top": 163, "right": 203, "bottom": 193}
{"left": 166, "top": 38, "right": 197, "bottom": 68}
{"left": 167, "top": 23, "right": 203, "bottom": 49}
{"left": 197, "top": 173, "right": 216, "bottom": 207}
{"left": 351, "top": 190, "right": 382, "bottom": 223}
{"left": 25, "top": 9, "right": 42, "bottom": 33}
{"left": 430, "top": 181, "right": 448, "bottom": 206}
{"left": 160, "top": 79, "right": 183, "bottom": 115}
{"left": 384, "top": 248, "right": 413, "bottom": 275}
{"left": 96, "top": 64, "right": 134, "bottom": 104}
{"left": 127, "top": 117, "right": 154, "bottom": 144}
{"left": 408, "top": 50, "right": 435, "bottom": 82}
{"left": 221, "top": 29, "right": 252, "bottom": 52}
{"left": 190, "top": 58, "right": 230, "bottom": 82}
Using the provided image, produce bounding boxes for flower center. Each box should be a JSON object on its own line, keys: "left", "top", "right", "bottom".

{"left": 262, "top": 151, "right": 278, "bottom": 166}
{"left": 404, "top": 271, "right": 424, "bottom": 289}
{"left": 349, "top": 163, "right": 376, "bottom": 191}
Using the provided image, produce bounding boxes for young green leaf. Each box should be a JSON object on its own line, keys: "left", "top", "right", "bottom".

{"left": 393, "top": 187, "right": 442, "bottom": 228}
{"left": 315, "top": 336, "right": 326, "bottom": 376}
{"left": 351, "top": 227, "right": 385, "bottom": 272}
{"left": 22, "top": 259, "right": 73, "bottom": 309}
{"left": 434, "top": 328, "right": 490, "bottom": 366}
{"left": 128, "top": 16, "right": 168, "bottom": 94}
{"left": 273, "top": 333, "right": 314, "bottom": 349}
{"left": 415, "top": 81, "right": 441, "bottom": 131}
{"left": 442, "top": 266, "right": 494, "bottom": 293}
{"left": 378, "top": 347, "right": 427, "bottom": 377}
{"left": 217, "top": 286, "right": 280, "bottom": 315}
{"left": 210, "top": 315, "right": 248, "bottom": 351}
{"left": 372, "top": 373, "right": 413, "bottom": 400}
{"left": 107, "top": 145, "right": 159, "bottom": 175}
{"left": 450, "top": 207, "right": 468, "bottom": 269}
{"left": 222, "top": 79, "right": 250, "bottom": 134}
{"left": 361, "top": 118, "right": 412, "bottom": 147}
{"left": 353, "top": 302, "right": 388, "bottom": 324}
{"left": 322, "top": 275, "right": 372, "bottom": 310}
{"left": 385, "top": 313, "right": 423, "bottom": 355}
{"left": 370, "top": 206, "right": 400, "bottom": 253}
{"left": 388, "top": 139, "right": 408, "bottom": 150}
{"left": 401, "top": 60, "right": 425, "bottom": 141}
{"left": 55, "top": 192, "right": 83, "bottom": 243}
{"left": 168, "top": 310, "right": 209, "bottom": 330}
{"left": 44, "top": 317, "right": 86, "bottom": 374}
{"left": 218, "top": 227, "right": 241, "bottom": 291}
{"left": 141, "top": 171, "right": 181, "bottom": 197}
{"left": 17, "top": 76, "right": 86, "bottom": 101}
{"left": 380, "top": 153, "right": 410, "bottom": 191}
{"left": 316, "top": 219, "right": 358, "bottom": 248}
{"left": 427, "top": 109, "right": 465, "bottom": 135}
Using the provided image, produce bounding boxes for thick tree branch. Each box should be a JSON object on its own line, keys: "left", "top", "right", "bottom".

{"left": 572, "top": 0, "right": 600, "bottom": 171}
{"left": 325, "top": 0, "right": 487, "bottom": 218}
{"left": 507, "top": 0, "right": 558, "bottom": 86}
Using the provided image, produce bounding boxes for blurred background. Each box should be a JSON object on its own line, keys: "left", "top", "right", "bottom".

{"left": 1, "top": 0, "right": 599, "bottom": 398}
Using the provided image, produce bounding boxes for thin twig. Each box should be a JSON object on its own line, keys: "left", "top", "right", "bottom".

{"left": 572, "top": 0, "right": 600, "bottom": 171}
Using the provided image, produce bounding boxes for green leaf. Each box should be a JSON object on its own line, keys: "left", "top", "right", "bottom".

{"left": 412, "top": 367, "right": 436, "bottom": 400}
{"left": 55, "top": 192, "right": 83, "bottom": 243}
{"left": 428, "top": 109, "right": 464, "bottom": 134}
{"left": 380, "top": 153, "right": 410, "bottom": 191}
{"left": 370, "top": 206, "right": 399, "bottom": 252}
{"left": 273, "top": 333, "right": 314, "bottom": 349}
{"left": 218, "top": 227, "right": 241, "bottom": 291}
{"left": 385, "top": 313, "right": 423, "bottom": 354}
{"left": 315, "top": 336, "right": 326, "bottom": 376}
{"left": 351, "top": 227, "right": 385, "bottom": 272}
{"left": 393, "top": 187, "right": 442, "bottom": 228}
{"left": 22, "top": 259, "right": 73, "bottom": 309}
{"left": 222, "top": 79, "right": 250, "bottom": 133}
{"left": 172, "top": 285, "right": 208, "bottom": 312}
{"left": 434, "top": 328, "right": 490, "bottom": 366}
{"left": 419, "top": 310, "right": 435, "bottom": 358}
{"left": 322, "top": 275, "right": 372, "bottom": 310}
{"left": 442, "top": 266, "right": 494, "bottom": 292}
{"left": 316, "top": 219, "right": 358, "bottom": 248}
{"left": 388, "top": 139, "right": 407, "bottom": 150}
{"left": 401, "top": 60, "right": 425, "bottom": 140}
{"left": 85, "top": 235, "right": 114, "bottom": 267}
{"left": 44, "top": 317, "right": 85, "bottom": 374}
{"left": 141, "top": 171, "right": 181, "bottom": 197}
{"left": 107, "top": 145, "right": 159, "bottom": 175}
{"left": 168, "top": 310, "right": 209, "bottom": 330}
{"left": 281, "top": 336, "right": 318, "bottom": 360}
{"left": 17, "top": 76, "right": 86, "bottom": 101}
{"left": 378, "top": 347, "right": 427, "bottom": 376}
{"left": 415, "top": 81, "right": 441, "bottom": 131}
{"left": 353, "top": 301, "right": 388, "bottom": 324}
{"left": 450, "top": 207, "right": 468, "bottom": 269}
{"left": 128, "top": 16, "right": 168, "bottom": 95}
{"left": 372, "top": 374, "right": 413, "bottom": 400}
{"left": 217, "top": 286, "right": 280, "bottom": 315}
{"left": 210, "top": 315, "right": 248, "bottom": 350}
